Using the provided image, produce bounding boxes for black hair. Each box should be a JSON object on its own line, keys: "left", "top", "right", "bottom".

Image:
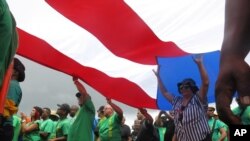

{"left": 33, "top": 106, "right": 43, "bottom": 117}
{"left": 177, "top": 78, "right": 199, "bottom": 94}
{"left": 14, "top": 58, "right": 25, "bottom": 82}
{"left": 97, "top": 106, "right": 104, "bottom": 114}
{"left": 43, "top": 107, "right": 51, "bottom": 115}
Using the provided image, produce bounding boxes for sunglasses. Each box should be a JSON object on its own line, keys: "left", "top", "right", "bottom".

{"left": 179, "top": 85, "right": 190, "bottom": 90}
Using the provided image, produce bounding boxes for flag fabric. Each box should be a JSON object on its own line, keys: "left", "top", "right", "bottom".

{"left": 7, "top": 0, "right": 229, "bottom": 110}
{"left": 0, "top": 62, "right": 13, "bottom": 114}
{"left": 157, "top": 51, "right": 220, "bottom": 110}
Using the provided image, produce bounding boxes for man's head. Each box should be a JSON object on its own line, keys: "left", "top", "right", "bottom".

{"left": 207, "top": 106, "right": 215, "bottom": 118}
{"left": 57, "top": 103, "right": 70, "bottom": 118}
{"left": 103, "top": 104, "right": 113, "bottom": 117}
{"left": 41, "top": 107, "right": 51, "bottom": 120}
{"left": 70, "top": 105, "right": 79, "bottom": 118}
{"left": 13, "top": 58, "right": 25, "bottom": 82}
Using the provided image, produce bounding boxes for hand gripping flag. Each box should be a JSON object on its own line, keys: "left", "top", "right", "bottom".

{"left": 7, "top": 0, "right": 235, "bottom": 110}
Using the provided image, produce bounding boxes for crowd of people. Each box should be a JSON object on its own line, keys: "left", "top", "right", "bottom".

{"left": 1, "top": 0, "right": 250, "bottom": 141}
{"left": 1, "top": 55, "right": 249, "bottom": 141}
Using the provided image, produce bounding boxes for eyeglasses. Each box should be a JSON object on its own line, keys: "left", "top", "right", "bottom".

{"left": 179, "top": 85, "right": 190, "bottom": 90}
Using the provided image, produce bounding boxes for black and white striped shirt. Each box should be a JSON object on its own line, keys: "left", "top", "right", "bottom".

{"left": 172, "top": 95, "right": 210, "bottom": 141}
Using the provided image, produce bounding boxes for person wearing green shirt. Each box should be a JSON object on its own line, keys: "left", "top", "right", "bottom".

{"left": 154, "top": 111, "right": 167, "bottom": 141}
{"left": 99, "top": 98, "right": 123, "bottom": 141}
{"left": 67, "top": 77, "right": 95, "bottom": 141}
{"left": 1, "top": 58, "right": 25, "bottom": 141}
{"left": 39, "top": 108, "right": 55, "bottom": 141}
{"left": 21, "top": 106, "right": 43, "bottom": 141}
{"left": 232, "top": 97, "right": 250, "bottom": 125}
{"left": 207, "top": 107, "right": 228, "bottom": 141}
{"left": 50, "top": 103, "right": 70, "bottom": 141}
{"left": 48, "top": 110, "right": 59, "bottom": 140}
{"left": 95, "top": 106, "right": 106, "bottom": 141}
{"left": 12, "top": 114, "right": 21, "bottom": 141}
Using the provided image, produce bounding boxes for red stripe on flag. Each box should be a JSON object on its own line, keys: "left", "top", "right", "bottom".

{"left": 0, "top": 62, "right": 13, "bottom": 114}
{"left": 16, "top": 28, "right": 158, "bottom": 108}
{"left": 46, "top": 0, "right": 188, "bottom": 65}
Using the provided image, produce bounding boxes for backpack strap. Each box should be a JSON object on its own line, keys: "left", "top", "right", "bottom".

{"left": 211, "top": 119, "right": 217, "bottom": 136}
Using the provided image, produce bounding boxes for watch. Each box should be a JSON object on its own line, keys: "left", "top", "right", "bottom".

{"left": 21, "top": 119, "right": 26, "bottom": 123}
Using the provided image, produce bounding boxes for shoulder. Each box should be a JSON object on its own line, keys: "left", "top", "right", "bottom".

{"left": 8, "top": 80, "right": 21, "bottom": 91}
{"left": 83, "top": 97, "right": 95, "bottom": 111}
{"left": 10, "top": 80, "right": 20, "bottom": 87}
{"left": 172, "top": 96, "right": 182, "bottom": 105}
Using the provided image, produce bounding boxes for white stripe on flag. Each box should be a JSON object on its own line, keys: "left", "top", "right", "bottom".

{"left": 8, "top": 0, "right": 158, "bottom": 99}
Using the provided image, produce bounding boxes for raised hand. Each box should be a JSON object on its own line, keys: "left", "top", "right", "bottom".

{"left": 73, "top": 77, "right": 87, "bottom": 94}
{"left": 106, "top": 98, "right": 111, "bottom": 104}
{"left": 192, "top": 54, "right": 203, "bottom": 64}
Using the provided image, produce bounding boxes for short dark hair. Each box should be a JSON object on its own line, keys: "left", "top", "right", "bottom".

{"left": 97, "top": 106, "right": 104, "bottom": 113}
{"left": 57, "top": 103, "right": 70, "bottom": 113}
{"left": 14, "top": 58, "right": 25, "bottom": 82}
{"left": 43, "top": 107, "right": 51, "bottom": 115}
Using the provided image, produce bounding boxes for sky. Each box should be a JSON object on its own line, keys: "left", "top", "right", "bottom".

{"left": 16, "top": 54, "right": 239, "bottom": 127}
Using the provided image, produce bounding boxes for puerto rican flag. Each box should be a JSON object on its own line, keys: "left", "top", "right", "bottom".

{"left": 8, "top": 0, "right": 228, "bottom": 110}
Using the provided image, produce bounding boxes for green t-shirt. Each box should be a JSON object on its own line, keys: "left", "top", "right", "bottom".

{"left": 67, "top": 97, "right": 95, "bottom": 141}
{"left": 39, "top": 118, "right": 55, "bottom": 141}
{"left": 157, "top": 127, "right": 166, "bottom": 141}
{"left": 23, "top": 120, "right": 41, "bottom": 141}
{"left": 12, "top": 114, "right": 21, "bottom": 141}
{"left": 99, "top": 113, "right": 122, "bottom": 141}
{"left": 222, "top": 123, "right": 229, "bottom": 141}
{"left": 208, "top": 117, "right": 228, "bottom": 141}
{"left": 56, "top": 118, "right": 70, "bottom": 138}
{"left": 50, "top": 121, "right": 58, "bottom": 139}
{"left": 7, "top": 80, "right": 22, "bottom": 106}
{"left": 3, "top": 80, "right": 22, "bottom": 126}
{"left": 232, "top": 106, "right": 250, "bottom": 125}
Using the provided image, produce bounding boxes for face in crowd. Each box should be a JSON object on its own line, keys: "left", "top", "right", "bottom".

{"left": 103, "top": 105, "right": 113, "bottom": 117}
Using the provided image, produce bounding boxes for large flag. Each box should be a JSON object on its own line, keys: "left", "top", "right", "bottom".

{"left": 8, "top": 0, "right": 234, "bottom": 109}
